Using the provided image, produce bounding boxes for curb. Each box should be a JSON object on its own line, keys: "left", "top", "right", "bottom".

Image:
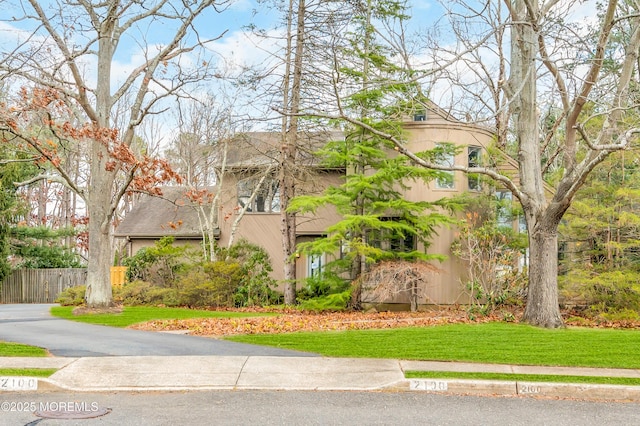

{"left": 407, "top": 378, "right": 640, "bottom": 402}
{"left": 19, "top": 377, "right": 640, "bottom": 402}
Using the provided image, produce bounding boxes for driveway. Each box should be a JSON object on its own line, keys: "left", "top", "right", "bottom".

{"left": 0, "top": 304, "right": 316, "bottom": 357}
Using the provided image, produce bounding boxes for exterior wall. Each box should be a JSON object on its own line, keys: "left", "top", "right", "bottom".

{"left": 216, "top": 171, "right": 344, "bottom": 283}
{"left": 363, "top": 119, "right": 498, "bottom": 305}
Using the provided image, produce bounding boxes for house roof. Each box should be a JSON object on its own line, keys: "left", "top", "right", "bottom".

{"left": 114, "top": 187, "right": 216, "bottom": 239}
{"left": 224, "top": 131, "right": 344, "bottom": 169}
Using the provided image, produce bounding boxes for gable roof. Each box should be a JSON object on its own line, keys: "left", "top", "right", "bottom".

{"left": 224, "top": 131, "right": 344, "bottom": 169}
{"left": 114, "top": 187, "right": 214, "bottom": 239}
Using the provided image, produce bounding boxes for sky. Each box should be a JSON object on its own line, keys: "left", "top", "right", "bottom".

{"left": 0, "top": 0, "right": 601, "bottom": 144}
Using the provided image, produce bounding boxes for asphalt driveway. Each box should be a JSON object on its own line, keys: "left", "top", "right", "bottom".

{"left": 0, "top": 304, "right": 316, "bottom": 357}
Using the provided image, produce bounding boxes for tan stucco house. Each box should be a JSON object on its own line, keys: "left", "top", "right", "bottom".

{"left": 115, "top": 105, "right": 517, "bottom": 306}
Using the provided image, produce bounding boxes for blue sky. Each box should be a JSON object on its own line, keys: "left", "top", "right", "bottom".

{"left": 0, "top": 0, "right": 600, "bottom": 140}
{"left": 205, "top": 0, "right": 441, "bottom": 71}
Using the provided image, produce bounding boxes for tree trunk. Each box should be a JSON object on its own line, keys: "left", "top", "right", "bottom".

{"left": 507, "top": 0, "right": 565, "bottom": 327}
{"left": 280, "top": 0, "right": 306, "bottom": 305}
{"left": 519, "top": 194, "right": 567, "bottom": 328}
{"left": 523, "top": 220, "right": 563, "bottom": 327}
{"left": 84, "top": 143, "right": 114, "bottom": 308}
{"left": 84, "top": 18, "right": 116, "bottom": 308}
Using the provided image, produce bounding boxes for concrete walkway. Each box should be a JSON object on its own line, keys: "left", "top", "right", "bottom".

{"left": 3, "top": 356, "right": 640, "bottom": 402}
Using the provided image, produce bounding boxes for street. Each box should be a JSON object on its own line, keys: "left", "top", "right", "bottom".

{"left": 1, "top": 389, "right": 639, "bottom": 425}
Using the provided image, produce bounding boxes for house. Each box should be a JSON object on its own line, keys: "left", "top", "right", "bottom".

{"left": 115, "top": 106, "right": 519, "bottom": 307}
{"left": 114, "top": 186, "right": 218, "bottom": 256}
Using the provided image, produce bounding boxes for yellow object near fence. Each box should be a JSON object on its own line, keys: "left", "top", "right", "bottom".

{"left": 110, "top": 266, "right": 127, "bottom": 288}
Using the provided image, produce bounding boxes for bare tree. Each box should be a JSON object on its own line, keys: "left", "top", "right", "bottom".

{"left": 0, "top": 0, "right": 228, "bottom": 307}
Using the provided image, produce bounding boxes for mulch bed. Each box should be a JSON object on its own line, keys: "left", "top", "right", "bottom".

{"left": 128, "top": 307, "right": 510, "bottom": 337}
{"left": 127, "top": 306, "right": 640, "bottom": 337}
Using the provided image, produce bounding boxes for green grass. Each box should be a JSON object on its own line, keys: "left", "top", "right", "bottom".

{"left": 405, "top": 371, "right": 640, "bottom": 386}
{"left": 51, "top": 305, "right": 273, "bottom": 327}
{"left": 0, "top": 368, "right": 57, "bottom": 377}
{"left": 0, "top": 342, "right": 48, "bottom": 357}
{"left": 226, "top": 322, "right": 640, "bottom": 369}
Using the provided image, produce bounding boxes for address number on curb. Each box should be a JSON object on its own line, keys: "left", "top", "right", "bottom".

{"left": 0, "top": 377, "right": 38, "bottom": 391}
{"left": 410, "top": 379, "right": 448, "bottom": 392}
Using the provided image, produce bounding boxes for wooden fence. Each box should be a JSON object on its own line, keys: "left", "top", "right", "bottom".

{"left": 1, "top": 268, "right": 87, "bottom": 304}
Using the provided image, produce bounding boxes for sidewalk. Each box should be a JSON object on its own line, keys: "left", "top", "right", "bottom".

{"left": 3, "top": 356, "right": 640, "bottom": 401}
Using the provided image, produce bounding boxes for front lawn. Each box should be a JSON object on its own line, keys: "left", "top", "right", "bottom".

{"left": 226, "top": 322, "right": 640, "bottom": 369}
{"left": 0, "top": 368, "right": 57, "bottom": 377}
{"left": 50, "top": 305, "right": 274, "bottom": 327}
{"left": 0, "top": 342, "right": 48, "bottom": 357}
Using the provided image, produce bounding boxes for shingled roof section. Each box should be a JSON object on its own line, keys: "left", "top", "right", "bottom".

{"left": 114, "top": 187, "right": 215, "bottom": 239}
{"left": 224, "top": 131, "right": 345, "bottom": 169}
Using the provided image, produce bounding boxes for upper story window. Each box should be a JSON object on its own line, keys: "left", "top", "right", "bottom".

{"left": 413, "top": 111, "right": 427, "bottom": 121}
{"left": 237, "top": 177, "right": 280, "bottom": 213}
{"left": 435, "top": 143, "right": 455, "bottom": 189}
{"left": 468, "top": 146, "right": 482, "bottom": 191}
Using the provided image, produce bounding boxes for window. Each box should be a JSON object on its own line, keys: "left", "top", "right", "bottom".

{"left": 368, "top": 218, "right": 416, "bottom": 254}
{"left": 495, "top": 190, "right": 513, "bottom": 228}
{"left": 518, "top": 214, "right": 527, "bottom": 233}
{"left": 307, "top": 254, "right": 323, "bottom": 278}
{"left": 435, "top": 143, "right": 455, "bottom": 189}
{"left": 467, "top": 146, "right": 482, "bottom": 191}
{"left": 237, "top": 177, "right": 280, "bottom": 213}
{"left": 413, "top": 111, "right": 427, "bottom": 121}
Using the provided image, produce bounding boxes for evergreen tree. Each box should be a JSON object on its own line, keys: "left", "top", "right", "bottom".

{"left": 289, "top": 125, "right": 459, "bottom": 279}
{"left": 0, "top": 143, "right": 37, "bottom": 280}
{"left": 289, "top": 0, "right": 459, "bottom": 282}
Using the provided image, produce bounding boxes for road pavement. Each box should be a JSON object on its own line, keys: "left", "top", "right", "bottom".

{"left": 2, "top": 304, "right": 640, "bottom": 404}
{"left": 2, "top": 389, "right": 640, "bottom": 425}
{"left": 0, "top": 304, "right": 315, "bottom": 357}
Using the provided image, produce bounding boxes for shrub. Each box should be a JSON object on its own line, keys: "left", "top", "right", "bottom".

{"left": 560, "top": 269, "right": 640, "bottom": 315}
{"left": 360, "top": 260, "right": 439, "bottom": 312}
{"left": 122, "top": 237, "right": 194, "bottom": 287}
{"left": 297, "top": 273, "right": 349, "bottom": 299}
{"left": 297, "top": 290, "right": 352, "bottom": 312}
{"left": 116, "top": 280, "right": 179, "bottom": 306}
{"left": 452, "top": 212, "right": 528, "bottom": 313}
{"left": 297, "top": 276, "right": 333, "bottom": 300}
{"left": 175, "top": 261, "right": 243, "bottom": 308}
{"left": 221, "top": 239, "right": 279, "bottom": 307}
{"left": 55, "top": 285, "right": 86, "bottom": 306}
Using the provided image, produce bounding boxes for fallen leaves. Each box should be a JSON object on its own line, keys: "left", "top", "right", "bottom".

{"left": 128, "top": 308, "right": 502, "bottom": 337}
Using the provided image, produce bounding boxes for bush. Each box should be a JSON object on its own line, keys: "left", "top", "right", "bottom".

{"left": 55, "top": 285, "right": 86, "bottom": 306}
{"left": 116, "top": 280, "right": 179, "bottom": 306}
{"left": 175, "top": 261, "right": 243, "bottom": 308}
{"left": 296, "top": 271, "right": 351, "bottom": 311}
{"left": 297, "top": 290, "right": 352, "bottom": 312}
{"left": 221, "top": 239, "right": 279, "bottom": 307}
{"left": 122, "top": 237, "right": 194, "bottom": 287}
{"left": 359, "top": 260, "right": 439, "bottom": 312}
{"left": 297, "top": 276, "right": 333, "bottom": 300}
{"left": 452, "top": 212, "right": 528, "bottom": 313}
{"left": 560, "top": 269, "right": 640, "bottom": 315}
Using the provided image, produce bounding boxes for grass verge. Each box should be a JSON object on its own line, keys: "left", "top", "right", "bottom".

{"left": 0, "top": 368, "right": 57, "bottom": 377}
{"left": 405, "top": 371, "right": 640, "bottom": 386}
{"left": 226, "top": 322, "right": 640, "bottom": 369}
{"left": 0, "top": 342, "right": 48, "bottom": 357}
{"left": 51, "top": 305, "right": 273, "bottom": 327}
